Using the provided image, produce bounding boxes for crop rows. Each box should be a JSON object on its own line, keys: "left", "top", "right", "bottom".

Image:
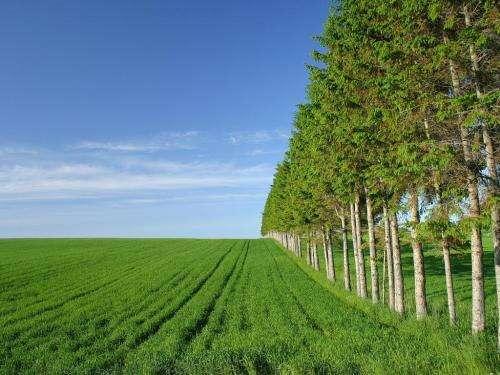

{"left": 0, "top": 239, "right": 496, "bottom": 373}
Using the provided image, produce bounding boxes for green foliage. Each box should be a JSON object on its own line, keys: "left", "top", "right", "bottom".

{"left": 262, "top": 0, "right": 497, "bottom": 251}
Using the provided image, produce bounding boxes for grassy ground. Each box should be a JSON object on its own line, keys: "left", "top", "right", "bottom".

{"left": 0, "top": 238, "right": 498, "bottom": 374}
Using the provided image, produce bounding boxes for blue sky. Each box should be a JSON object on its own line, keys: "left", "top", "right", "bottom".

{"left": 1, "top": 0, "right": 329, "bottom": 238}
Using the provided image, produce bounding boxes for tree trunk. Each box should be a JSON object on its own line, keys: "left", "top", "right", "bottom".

{"left": 446, "top": 45, "right": 485, "bottom": 333}
{"left": 365, "top": 189, "right": 379, "bottom": 303}
{"left": 463, "top": 4, "right": 497, "bottom": 340}
{"left": 312, "top": 241, "right": 319, "bottom": 271}
{"left": 323, "top": 230, "right": 331, "bottom": 279}
{"left": 341, "top": 215, "right": 351, "bottom": 291}
{"left": 442, "top": 236, "right": 457, "bottom": 325}
{"left": 306, "top": 239, "right": 311, "bottom": 266}
{"left": 390, "top": 212, "right": 404, "bottom": 315}
{"left": 409, "top": 189, "right": 428, "bottom": 319}
{"left": 484, "top": 127, "right": 500, "bottom": 346}
{"left": 350, "top": 203, "right": 361, "bottom": 295}
{"left": 383, "top": 204, "right": 395, "bottom": 310}
{"left": 324, "top": 228, "right": 335, "bottom": 281}
{"left": 315, "top": 241, "right": 320, "bottom": 271}
{"left": 328, "top": 229, "right": 337, "bottom": 282}
{"left": 355, "top": 192, "right": 368, "bottom": 298}
{"left": 426, "top": 117, "right": 458, "bottom": 325}
{"left": 382, "top": 238, "right": 386, "bottom": 305}
{"left": 293, "top": 233, "right": 297, "bottom": 255}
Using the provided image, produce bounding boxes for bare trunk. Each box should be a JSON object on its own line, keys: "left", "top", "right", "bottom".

{"left": 382, "top": 238, "right": 386, "bottom": 305}
{"left": 306, "top": 239, "right": 311, "bottom": 266}
{"left": 383, "top": 204, "right": 395, "bottom": 310}
{"left": 324, "top": 228, "right": 336, "bottom": 281}
{"left": 390, "top": 212, "right": 404, "bottom": 315}
{"left": 426, "top": 117, "right": 458, "bottom": 324}
{"left": 463, "top": 5, "right": 497, "bottom": 340}
{"left": 355, "top": 192, "right": 368, "bottom": 298}
{"left": 341, "top": 215, "right": 351, "bottom": 291}
{"left": 312, "top": 241, "right": 320, "bottom": 271}
{"left": 409, "top": 189, "right": 428, "bottom": 319}
{"left": 446, "top": 36, "right": 485, "bottom": 333}
{"left": 484, "top": 128, "right": 500, "bottom": 347}
{"left": 442, "top": 236, "right": 457, "bottom": 325}
{"left": 323, "top": 232, "right": 330, "bottom": 278}
{"left": 328, "top": 230, "right": 337, "bottom": 282}
{"left": 365, "top": 189, "right": 379, "bottom": 303}
{"left": 350, "top": 203, "right": 361, "bottom": 295}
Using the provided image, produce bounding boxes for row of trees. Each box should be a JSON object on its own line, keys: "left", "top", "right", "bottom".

{"left": 262, "top": 0, "right": 498, "bottom": 344}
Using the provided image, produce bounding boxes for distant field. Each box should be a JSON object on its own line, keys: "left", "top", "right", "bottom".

{"left": 0, "top": 239, "right": 497, "bottom": 374}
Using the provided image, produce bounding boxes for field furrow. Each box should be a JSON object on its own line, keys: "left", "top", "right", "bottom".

{"left": 0, "top": 238, "right": 497, "bottom": 374}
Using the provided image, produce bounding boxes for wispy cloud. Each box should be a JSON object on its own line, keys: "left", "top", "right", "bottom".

{"left": 71, "top": 129, "right": 288, "bottom": 152}
{"left": 120, "top": 192, "right": 266, "bottom": 206}
{"left": 246, "top": 148, "right": 282, "bottom": 157}
{"left": 73, "top": 131, "right": 201, "bottom": 152}
{"left": 0, "top": 134, "right": 279, "bottom": 237}
{"left": 228, "top": 129, "right": 289, "bottom": 145}
{"left": 0, "top": 146, "right": 39, "bottom": 156}
{"left": 0, "top": 160, "right": 274, "bottom": 201}
{"left": 0, "top": 132, "right": 281, "bottom": 207}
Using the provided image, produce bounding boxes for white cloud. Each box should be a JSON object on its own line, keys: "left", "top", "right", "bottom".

{"left": 121, "top": 193, "right": 266, "bottom": 205}
{"left": 0, "top": 132, "right": 278, "bottom": 205}
{"left": 73, "top": 131, "right": 201, "bottom": 152}
{"left": 228, "top": 129, "right": 289, "bottom": 145}
{"left": 246, "top": 149, "right": 282, "bottom": 157}
{"left": 0, "top": 159, "right": 274, "bottom": 201}
{"left": 0, "top": 146, "right": 39, "bottom": 156}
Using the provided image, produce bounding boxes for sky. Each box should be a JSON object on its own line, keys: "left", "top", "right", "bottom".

{"left": 1, "top": 0, "right": 330, "bottom": 238}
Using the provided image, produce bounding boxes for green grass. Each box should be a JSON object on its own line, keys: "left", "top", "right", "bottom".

{"left": 0, "top": 238, "right": 498, "bottom": 374}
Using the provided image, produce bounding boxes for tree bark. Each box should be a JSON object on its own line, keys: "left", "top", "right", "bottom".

{"left": 382, "top": 237, "right": 386, "bottom": 305}
{"left": 390, "top": 212, "right": 404, "bottom": 315}
{"left": 442, "top": 236, "right": 457, "bottom": 325}
{"left": 324, "top": 228, "right": 336, "bottom": 281}
{"left": 446, "top": 42, "right": 485, "bottom": 333}
{"left": 350, "top": 203, "right": 361, "bottom": 295}
{"left": 383, "top": 204, "right": 395, "bottom": 310}
{"left": 365, "top": 189, "right": 379, "bottom": 303}
{"left": 306, "top": 239, "right": 311, "bottom": 266}
{"left": 341, "top": 215, "right": 351, "bottom": 291}
{"left": 409, "top": 189, "right": 428, "bottom": 319}
{"left": 426, "top": 117, "right": 458, "bottom": 325}
{"left": 355, "top": 192, "right": 368, "bottom": 298}
{"left": 292, "top": 233, "right": 297, "bottom": 255}
{"left": 328, "top": 229, "right": 337, "bottom": 282}
{"left": 463, "top": 4, "right": 498, "bottom": 340}
{"left": 312, "top": 240, "right": 320, "bottom": 271}
{"left": 484, "top": 127, "right": 500, "bottom": 345}
{"left": 323, "top": 232, "right": 330, "bottom": 278}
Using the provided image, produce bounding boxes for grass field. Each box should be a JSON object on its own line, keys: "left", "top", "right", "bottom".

{"left": 0, "top": 238, "right": 498, "bottom": 374}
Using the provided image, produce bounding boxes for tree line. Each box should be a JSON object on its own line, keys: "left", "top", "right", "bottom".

{"left": 261, "top": 0, "right": 498, "bottom": 345}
